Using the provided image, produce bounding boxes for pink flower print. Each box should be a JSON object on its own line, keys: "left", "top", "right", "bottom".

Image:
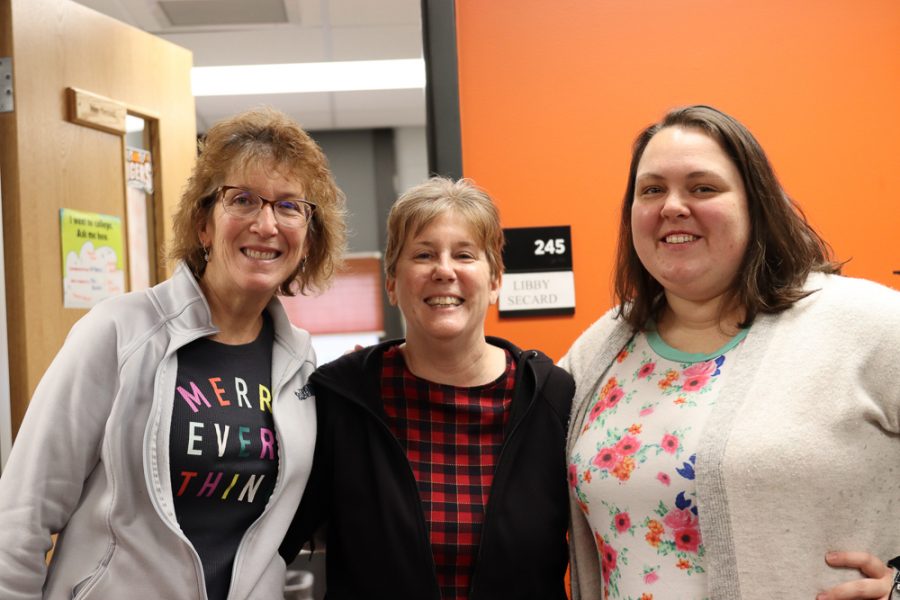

{"left": 657, "top": 472, "right": 671, "bottom": 486}
{"left": 637, "top": 361, "right": 656, "bottom": 379}
{"left": 603, "top": 386, "right": 625, "bottom": 410}
{"left": 661, "top": 433, "right": 680, "bottom": 454}
{"left": 643, "top": 570, "right": 659, "bottom": 585}
{"left": 683, "top": 361, "right": 716, "bottom": 377}
{"left": 599, "top": 538, "right": 618, "bottom": 584}
{"left": 587, "top": 399, "right": 607, "bottom": 423}
{"left": 567, "top": 464, "right": 578, "bottom": 489}
{"left": 673, "top": 526, "right": 702, "bottom": 553}
{"left": 592, "top": 447, "right": 619, "bottom": 470}
{"left": 600, "top": 377, "right": 618, "bottom": 398}
{"left": 639, "top": 406, "right": 654, "bottom": 417}
{"left": 663, "top": 508, "right": 697, "bottom": 530}
{"left": 615, "top": 435, "right": 641, "bottom": 456}
{"left": 681, "top": 374, "right": 710, "bottom": 391}
{"left": 613, "top": 512, "right": 631, "bottom": 533}
{"left": 603, "top": 387, "right": 625, "bottom": 408}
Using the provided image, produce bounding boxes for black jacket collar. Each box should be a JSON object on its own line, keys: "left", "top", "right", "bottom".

{"left": 310, "top": 336, "right": 556, "bottom": 432}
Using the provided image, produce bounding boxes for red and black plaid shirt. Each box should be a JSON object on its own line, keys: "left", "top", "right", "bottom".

{"left": 381, "top": 345, "right": 516, "bottom": 600}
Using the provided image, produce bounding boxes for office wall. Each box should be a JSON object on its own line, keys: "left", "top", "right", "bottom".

{"left": 313, "top": 129, "right": 382, "bottom": 252}
{"left": 311, "top": 127, "right": 427, "bottom": 254}
{"left": 454, "top": 0, "right": 900, "bottom": 360}
{"left": 310, "top": 127, "right": 428, "bottom": 340}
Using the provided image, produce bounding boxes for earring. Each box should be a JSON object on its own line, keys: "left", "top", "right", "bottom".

{"left": 300, "top": 257, "right": 307, "bottom": 273}
{"left": 198, "top": 233, "right": 210, "bottom": 262}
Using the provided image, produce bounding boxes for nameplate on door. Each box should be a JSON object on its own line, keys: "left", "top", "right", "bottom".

{"left": 499, "top": 225, "right": 576, "bottom": 317}
{"left": 66, "top": 87, "right": 126, "bottom": 135}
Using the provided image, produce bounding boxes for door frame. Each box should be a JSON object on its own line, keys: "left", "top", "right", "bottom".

{"left": 0, "top": 168, "right": 11, "bottom": 471}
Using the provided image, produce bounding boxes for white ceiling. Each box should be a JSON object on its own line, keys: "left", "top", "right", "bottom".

{"left": 71, "top": 0, "right": 426, "bottom": 131}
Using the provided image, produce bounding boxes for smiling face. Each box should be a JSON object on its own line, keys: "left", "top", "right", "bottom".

{"left": 631, "top": 126, "right": 750, "bottom": 306}
{"left": 386, "top": 210, "right": 500, "bottom": 347}
{"left": 199, "top": 162, "right": 308, "bottom": 308}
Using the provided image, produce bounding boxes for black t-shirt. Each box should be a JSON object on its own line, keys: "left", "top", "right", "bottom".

{"left": 170, "top": 313, "right": 279, "bottom": 600}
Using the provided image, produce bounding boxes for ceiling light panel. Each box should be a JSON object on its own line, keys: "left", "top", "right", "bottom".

{"left": 191, "top": 59, "right": 426, "bottom": 96}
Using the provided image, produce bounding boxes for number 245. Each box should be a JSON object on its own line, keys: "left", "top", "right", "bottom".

{"left": 534, "top": 238, "right": 566, "bottom": 255}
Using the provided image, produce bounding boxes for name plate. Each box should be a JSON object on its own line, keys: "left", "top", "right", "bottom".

{"left": 67, "top": 87, "right": 126, "bottom": 135}
{"left": 499, "top": 225, "right": 575, "bottom": 317}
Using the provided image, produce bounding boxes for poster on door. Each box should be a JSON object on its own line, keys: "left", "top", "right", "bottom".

{"left": 60, "top": 208, "right": 125, "bottom": 308}
{"left": 125, "top": 147, "right": 153, "bottom": 291}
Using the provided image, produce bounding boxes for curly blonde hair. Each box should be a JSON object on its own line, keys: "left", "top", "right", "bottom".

{"left": 170, "top": 107, "right": 346, "bottom": 295}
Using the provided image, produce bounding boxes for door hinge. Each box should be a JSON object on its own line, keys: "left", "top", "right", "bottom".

{"left": 0, "top": 57, "right": 13, "bottom": 113}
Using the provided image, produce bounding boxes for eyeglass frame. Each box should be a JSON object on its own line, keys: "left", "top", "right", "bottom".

{"left": 214, "top": 185, "right": 317, "bottom": 228}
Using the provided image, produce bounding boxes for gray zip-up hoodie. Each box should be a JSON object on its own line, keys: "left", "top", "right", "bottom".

{"left": 0, "top": 262, "right": 317, "bottom": 600}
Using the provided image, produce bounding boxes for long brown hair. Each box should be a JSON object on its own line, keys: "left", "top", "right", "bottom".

{"left": 614, "top": 105, "right": 840, "bottom": 330}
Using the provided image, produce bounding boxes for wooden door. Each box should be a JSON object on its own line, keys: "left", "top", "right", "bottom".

{"left": 0, "top": 0, "right": 197, "bottom": 440}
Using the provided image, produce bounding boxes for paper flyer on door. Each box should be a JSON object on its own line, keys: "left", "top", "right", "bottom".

{"left": 60, "top": 208, "right": 125, "bottom": 308}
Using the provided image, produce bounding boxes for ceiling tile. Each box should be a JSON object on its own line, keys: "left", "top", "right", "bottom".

{"left": 327, "top": 0, "right": 420, "bottom": 27}
{"left": 161, "top": 27, "right": 327, "bottom": 66}
{"left": 159, "top": 0, "right": 288, "bottom": 27}
{"left": 329, "top": 25, "right": 423, "bottom": 61}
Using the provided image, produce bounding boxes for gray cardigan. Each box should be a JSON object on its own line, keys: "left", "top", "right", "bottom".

{"left": 561, "top": 273, "right": 900, "bottom": 599}
{"left": 0, "top": 262, "right": 317, "bottom": 600}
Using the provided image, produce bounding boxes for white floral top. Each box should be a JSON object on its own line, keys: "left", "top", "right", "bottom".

{"left": 568, "top": 328, "right": 746, "bottom": 600}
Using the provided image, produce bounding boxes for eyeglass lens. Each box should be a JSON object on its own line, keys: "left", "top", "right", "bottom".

{"left": 220, "top": 187, "right": 313, "bottom": 227}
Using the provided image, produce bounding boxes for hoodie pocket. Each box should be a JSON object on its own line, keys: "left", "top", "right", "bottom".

{"left": 70, "top": 553, "right": 112, "bottom": 599}
{"left": 72, "top": 574, "right": 92, "bottom": 599}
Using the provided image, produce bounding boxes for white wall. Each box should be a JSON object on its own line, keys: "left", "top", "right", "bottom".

{"left": 394, "top": 125, "right": 429, "bottom": 193}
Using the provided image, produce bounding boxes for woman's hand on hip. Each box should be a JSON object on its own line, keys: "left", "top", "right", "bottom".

{"left": 816, "top": 551, "right": 894, "bottom": 600}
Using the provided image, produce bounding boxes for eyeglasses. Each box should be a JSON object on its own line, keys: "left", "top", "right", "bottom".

{"left": 216, "top": 185, "right": 316, "bottom": 229}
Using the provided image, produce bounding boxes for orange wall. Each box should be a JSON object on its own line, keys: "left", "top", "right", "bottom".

{"left": 455, "top": 0, "right": 900, "bottom": 361}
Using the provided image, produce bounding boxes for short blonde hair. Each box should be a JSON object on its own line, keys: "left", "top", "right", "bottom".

{"left": 170, "top": 107, "right": 347, "bottom": 295}
{"left": 384, "top": 177, "right": 504, "bottom": 279}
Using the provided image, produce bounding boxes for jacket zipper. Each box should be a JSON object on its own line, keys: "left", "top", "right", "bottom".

{"left": 227, "top": 338, "right": 304, "bottom": 599}
{"left": 146, "top": 332, "right": 216, "bottom": 600}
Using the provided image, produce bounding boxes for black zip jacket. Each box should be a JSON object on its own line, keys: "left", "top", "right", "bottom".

{"left": 280, "top": 337, "right": 575, "bottom": 600}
